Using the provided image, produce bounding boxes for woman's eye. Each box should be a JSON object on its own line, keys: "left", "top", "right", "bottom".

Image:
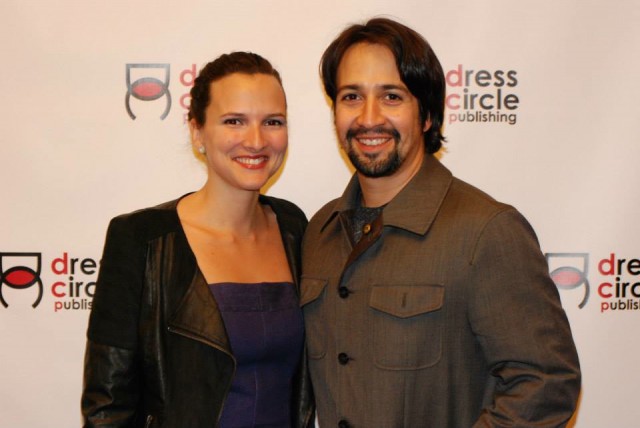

{"left": 385, "top": 93, "right": 402, "bottom": 101}
{"left": 265, "top": 119, "right": 285, "bottom": 127}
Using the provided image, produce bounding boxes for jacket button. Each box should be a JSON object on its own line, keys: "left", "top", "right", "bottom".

{"left": 362, "top": 223, "right": 371, "bottom": 234}
{"left": 338, "top": 286, "right": 349, "bottom": 298}
{"left": 338, "top": 352, "right": 350, "bottom": 365}
{"left": 338, "top": 420, "right": 350, "bottom": 428}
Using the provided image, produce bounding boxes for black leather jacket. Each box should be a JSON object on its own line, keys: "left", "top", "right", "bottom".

{"left": 82, "top": 195, "right": 315, "bottom": 427}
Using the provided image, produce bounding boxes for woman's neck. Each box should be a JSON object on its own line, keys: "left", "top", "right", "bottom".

{"left": 179, "top": 184, "right": 267, "bottom": 238}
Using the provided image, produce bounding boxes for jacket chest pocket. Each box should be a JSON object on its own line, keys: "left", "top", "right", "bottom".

{"left": 369, "top": 284, "right": 444, "bottom": 370}
{"left": 300, "top": 277, "right": 328, "bottom": 360}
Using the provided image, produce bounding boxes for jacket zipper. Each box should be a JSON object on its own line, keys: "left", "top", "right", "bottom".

{"left": 166, "top": 326, "right": 236, "bottom": 427}
{"left": 144, "top": 415, "right": 153, "bottom": 428}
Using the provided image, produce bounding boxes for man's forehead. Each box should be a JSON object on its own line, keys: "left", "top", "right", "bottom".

{"left": 336, "top": 43, "right": 405, "bottom": 90}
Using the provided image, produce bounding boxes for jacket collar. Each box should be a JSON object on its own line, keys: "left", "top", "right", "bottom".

{"left": 320, "top": 154, "right": 453, "bottom": 236}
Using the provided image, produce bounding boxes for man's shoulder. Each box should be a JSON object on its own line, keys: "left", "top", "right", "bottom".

{"left": 442, "top": 177, "right": 541, "bottom": 243}
{"left": 448, "top": 176, "right": 514, "bottom": 216}
{"left": 307, "top": 197, "right": 341, "bottom": 229}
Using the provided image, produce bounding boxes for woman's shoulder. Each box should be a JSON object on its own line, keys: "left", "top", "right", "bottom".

{"left": 106, "top": 195, "right": 185, "bottom": 241}
{"left": 261, "top": 195, "right": 306, "bottom": 218}
{"left": 260, "top": 195, "right": 308, "bottom": 235}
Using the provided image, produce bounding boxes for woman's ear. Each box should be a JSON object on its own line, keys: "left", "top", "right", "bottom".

{"left": 189, "top": 119, "right": 200, "bottom": 142}
{"left": 189, "top": 119, "right": 207, "bottom": 156}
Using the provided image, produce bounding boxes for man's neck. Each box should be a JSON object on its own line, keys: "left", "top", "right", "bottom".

{"left": 357, "top": 150, "right": 425, "bottom": 208}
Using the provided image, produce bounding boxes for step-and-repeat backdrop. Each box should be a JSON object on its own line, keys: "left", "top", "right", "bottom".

{"left": 1, "top": 1, "right": 638, "bottom": 426}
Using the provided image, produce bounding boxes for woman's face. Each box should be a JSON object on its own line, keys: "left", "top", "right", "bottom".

{"left": 191, "top": 72, "right": 288, "bottom": 193}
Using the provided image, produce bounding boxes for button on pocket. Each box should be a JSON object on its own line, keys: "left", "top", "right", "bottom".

{"left": 369, "top": 284, "right": 444, "bottom": 370}
{"left": 300, "top": 277, "right": 328, "bottom": 359}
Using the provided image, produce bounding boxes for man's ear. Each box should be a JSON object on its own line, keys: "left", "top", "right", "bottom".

{"left": 423, "top": 117, "right": 432, "bottom": 133}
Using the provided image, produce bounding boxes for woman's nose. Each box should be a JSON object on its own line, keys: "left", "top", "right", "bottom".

{"left": 243, "top": 124, "right": 265, "bottom": 151}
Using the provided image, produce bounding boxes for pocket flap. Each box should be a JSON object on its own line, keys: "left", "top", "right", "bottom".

{"left": 299, "top": 277, "right": 328, "bottom": 307}
{"left": 370, "top": 284, "right": 444, "bottom": 318}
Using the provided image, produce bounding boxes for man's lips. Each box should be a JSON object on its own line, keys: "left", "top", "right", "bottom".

{"left": 346, "top": 127, "right": 400, "bottom": 149}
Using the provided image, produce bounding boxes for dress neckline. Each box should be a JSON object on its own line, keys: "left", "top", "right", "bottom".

{"left": 208, "top": 281, "right": 294, "bottom": 287}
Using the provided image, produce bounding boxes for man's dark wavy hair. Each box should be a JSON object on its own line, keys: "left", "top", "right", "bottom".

{"left": 320, "top": 17, "right": 445, "bottom": 154}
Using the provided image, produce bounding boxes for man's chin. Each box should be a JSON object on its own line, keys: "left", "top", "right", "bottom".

{"left": 349, "top": 154, "right": 401, "bottom": 178}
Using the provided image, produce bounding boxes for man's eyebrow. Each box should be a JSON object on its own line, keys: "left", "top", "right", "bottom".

{"left": 336, "top": 83, "right": 410, "bottom": 92}
{"left": 336, "top": 84, "right": 361, "bottom": 92}
{"left": 380, "top": 84, "right": 409, "bottom": 92}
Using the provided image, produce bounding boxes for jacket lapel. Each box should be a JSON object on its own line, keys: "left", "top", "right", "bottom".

{"left": 167, "top": 269, "right": 231, "bottom": 353}
{"left": 162, "top": 209, "right": 231, "bottom": 354}
{"left": 266, "top": 195, "right": 305, "bottom": 295}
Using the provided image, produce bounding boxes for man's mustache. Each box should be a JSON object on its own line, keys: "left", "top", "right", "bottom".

{"left": 346, "top": 126, "right": 401, "bottom": 142}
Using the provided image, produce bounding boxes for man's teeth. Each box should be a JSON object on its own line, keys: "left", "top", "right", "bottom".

{"left": 358, "top": 137, "right": 388, "bottom": 146}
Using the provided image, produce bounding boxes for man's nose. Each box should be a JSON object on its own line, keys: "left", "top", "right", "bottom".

{"left": 356, "top": 98, "right": 384, "bottom": 128}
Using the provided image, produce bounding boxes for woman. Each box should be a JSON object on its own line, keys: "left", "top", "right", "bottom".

{"left": 82, "top": 52, "right": 314, "bottom": 428}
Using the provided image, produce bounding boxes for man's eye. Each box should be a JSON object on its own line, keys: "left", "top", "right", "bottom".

{"left": 265, "top": 119, "right": 285, "bottom": 126}
{"left": 341, "top": 93, "right": 359, "bottom": 101}
{"left": 224, "top": 118, "right": 242, "bottom": 125}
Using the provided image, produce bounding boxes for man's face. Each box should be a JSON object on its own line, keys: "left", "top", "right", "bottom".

{"left": 334, "top": 42, "right": 430, "bottom": 178}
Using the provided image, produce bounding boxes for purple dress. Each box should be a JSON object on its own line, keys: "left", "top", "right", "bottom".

{"left": 209, "top": 282, "right": 304, "bottom": 428}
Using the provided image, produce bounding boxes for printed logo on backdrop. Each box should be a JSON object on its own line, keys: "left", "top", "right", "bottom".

{"left": 546, "top": 253, "right": 590, "bottom": 309}
{"left": 445, "top": 65, "right": 519, "bottom": 126}
{"left": 0, "top": 253, "right": 44, "bottom": 308}
{"left": 546, "top": 252, "right": 640, "bottom": 313}
{"left": 0, "top": 251, "right": 98, "bottom": 313}
{"left": 124, "top": 63, "right": 197, "bottom": 122}
{"left": 125, "top": 64, "right": 172, "bottom": 120}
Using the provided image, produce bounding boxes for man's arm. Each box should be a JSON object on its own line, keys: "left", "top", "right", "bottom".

{"left": 468, "top": 208, "right": 581, "bottom": 427}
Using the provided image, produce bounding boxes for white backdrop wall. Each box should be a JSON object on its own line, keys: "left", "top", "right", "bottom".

{"left": 1, "top": 1, "right": 639, "bottom": 427}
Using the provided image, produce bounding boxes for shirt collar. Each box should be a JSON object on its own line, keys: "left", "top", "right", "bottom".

{"left": 320, "top": 154, "right": 453, "bottom": 235}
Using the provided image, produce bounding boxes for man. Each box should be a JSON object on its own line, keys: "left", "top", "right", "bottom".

{"left": 301, "top": 17, "right": 580, "bottom": 428}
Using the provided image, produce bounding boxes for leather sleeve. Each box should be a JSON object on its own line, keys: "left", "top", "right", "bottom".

{"left": 82, "top": 341, "right": 141, "bottom": 427}
{"left": 82, "top": 215, "right": 147, "bottom": 426}
{"left": 293, "top": 345, "right": 316, "bottom": 428}
{"left": 468, "top": 209, "right": 581, "bottom": 427}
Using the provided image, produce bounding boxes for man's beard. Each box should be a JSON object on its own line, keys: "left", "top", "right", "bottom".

{"left": 344, "top": 126, "right": 402, "bottom": 178}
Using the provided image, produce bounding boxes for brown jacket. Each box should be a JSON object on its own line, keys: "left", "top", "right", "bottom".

{"left": 301, "top": 155, "right": 580, "bottom": 427}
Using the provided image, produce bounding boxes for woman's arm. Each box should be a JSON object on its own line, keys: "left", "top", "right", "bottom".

{"left": 81, "top": 215, "right": 147, "bottom": 427}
